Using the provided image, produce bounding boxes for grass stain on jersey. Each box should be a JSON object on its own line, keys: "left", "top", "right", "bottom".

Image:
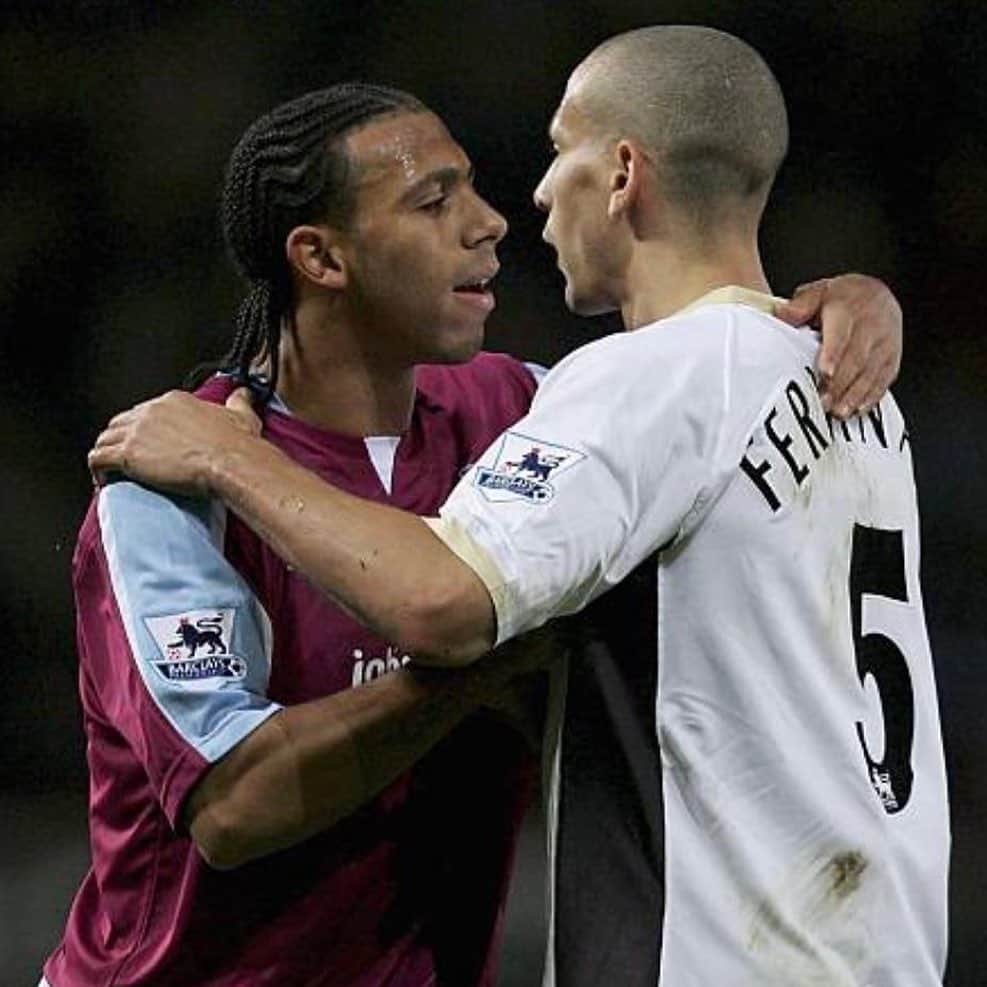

{"left": 826, "top": 850, "right": 868, "bottom": 901}
{"left": 746, "top": 845, "right": 875, "bottom": 985}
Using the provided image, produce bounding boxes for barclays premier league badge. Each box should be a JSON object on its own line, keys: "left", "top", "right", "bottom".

{"left": 144, "top": 608, "right": 247, "bottom": 685}
{"left": 474, "top": 431, "right": 585, "bottom": 504}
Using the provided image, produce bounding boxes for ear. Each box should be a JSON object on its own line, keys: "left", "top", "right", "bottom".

{"left": 607, "top": 140, "right": 646, "bottom": 221}
{"left": 285, "top": 225, "right": 347, "bottom": 290}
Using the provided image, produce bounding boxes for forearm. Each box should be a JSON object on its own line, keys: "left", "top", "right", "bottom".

{"left": 208, "top": 433, "right": 495, "bottom": 662}
{"left": 187, "top": 654, "right": 516, "bottom": 868}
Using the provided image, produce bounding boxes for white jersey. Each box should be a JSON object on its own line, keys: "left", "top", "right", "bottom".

{"left": 431, "top": 287, "right": 949, "bottom": 986}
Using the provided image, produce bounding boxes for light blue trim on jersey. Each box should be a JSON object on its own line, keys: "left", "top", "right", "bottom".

{"left": 524, "top": 361, "right": 550, "bottom": 389}
{"left": 98, "top": 482, "right": 280, "bottom": 764}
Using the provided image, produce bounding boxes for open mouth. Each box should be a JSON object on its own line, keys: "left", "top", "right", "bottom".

{"left": 453, "top": 277, "right": 492, "bottom": 295}
{"left": 451, "top": 276, "right": 496, "bottom": 312}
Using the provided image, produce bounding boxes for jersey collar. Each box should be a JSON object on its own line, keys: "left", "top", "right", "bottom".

{"left": 677, "top": 284, "right": 787, "bottom": 317}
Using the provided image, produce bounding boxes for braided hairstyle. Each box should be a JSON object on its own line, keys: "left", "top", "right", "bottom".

{"left": 196, "top": 83, "right": 427, "bottom": 401}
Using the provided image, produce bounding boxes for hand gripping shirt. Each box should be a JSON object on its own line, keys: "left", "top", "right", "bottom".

{"left": 44, "top": 352, "right": 538, "bottom": 987}
{"left": 432, "top": 289, "right": 950, "bottom": 987}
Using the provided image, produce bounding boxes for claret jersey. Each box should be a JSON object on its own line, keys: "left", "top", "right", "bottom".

{"left": 432, "top": 288, "right": 950, "bottom": 986}
{"left": 45, "top": 352, "right": 538, "bottom": 987}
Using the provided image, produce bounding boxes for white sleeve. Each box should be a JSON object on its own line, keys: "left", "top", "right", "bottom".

{"left": 435, "top": 325, "right": 733, "bottom": 643}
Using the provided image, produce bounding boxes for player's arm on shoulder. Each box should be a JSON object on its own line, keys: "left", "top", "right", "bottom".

{"left": 201, "top": 442, "right": 498, "bottom": 663}
{"left": 89, "top": 389, "right": 498, "bottom": 664}
{"left": 773, "top": 273, "right": 902, "bottom": 417}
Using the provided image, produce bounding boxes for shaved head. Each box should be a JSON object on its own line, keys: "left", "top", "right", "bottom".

{"left": 569, "top": 25, "right": 788, "bottom": 234}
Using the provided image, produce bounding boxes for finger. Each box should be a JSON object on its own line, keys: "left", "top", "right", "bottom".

{"left": 816, "top": 319, "right": 856, "bottom": 388}
{"left": 92, "top": 425, "right": 128, "bottom": 451}
{"left": 825, "top": 355, "right": 867, "bottom": 417}
{"left": 826, "top": 362, "right": 874, "bottom": 419}
{"left": 90, "top": 462, "right": 114, "bottom": 488}
{"left": 226, "top": 387, "right": 256, "bottom": 416}
{"left": 106, "top": 406, "right": 140, "bottom": 430}
{"left": 884, "top": 343, "right": 902, "bottom": 387}
{"left": 226, "top": 387, "right": 263, "bottom": 434}
{"left": 834, "top": 329, "right": 898, "bottom": 410}
{"left": 858, "top": 356, "right": 898, "bottom": 414}
{"left": 227, "top": 384, "right": 251, "bottom": 402}
{"left": 88, "top": 441, "right": 126, "bottom": 478}
{"left": 823, "top": 305, "right": 880, "bottom": 395}
{"left": 774, "top": 280, "right": 829, "bottom": 327}
{"left": 835, "top": 367, "right": 881, "bottom": 420}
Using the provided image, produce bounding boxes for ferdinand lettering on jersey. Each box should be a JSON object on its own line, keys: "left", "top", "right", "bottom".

{"left": 740, "top": 368, "right": 911, "bottom": 513}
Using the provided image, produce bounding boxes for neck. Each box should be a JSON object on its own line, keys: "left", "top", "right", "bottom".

{"left": 620, "top": 232, "right": 771, "bottom": 330}
{"left": 275, "top": 297, "right": 416, "bottom": 437}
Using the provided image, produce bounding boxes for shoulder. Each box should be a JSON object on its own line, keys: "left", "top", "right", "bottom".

{"left": 665, "top": 302, "right": 817, "bottom": 379}
{"left": 544, "top": 305, "right": 812, "bottom": 406}
{"left": 193, "top": 374, "right": 238, "bottom": 405}
{"left": 417, "top": 351, "right": 538, "bottom": 398}
{"left": 93, "top": 483, "right": 224, "bottom": 562}
{"left": 74, "top": 485, "right": 210, "bottom": 570}
{"left": 72, "top": 484, "right": 232, "bottom": 624}
{"left": 416, "top": 351, "right": 537, "bottom": 420}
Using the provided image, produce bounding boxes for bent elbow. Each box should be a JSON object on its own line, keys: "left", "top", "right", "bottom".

{"left": 396, "top": 592, "right": 494, "bottom": 666}
{"left": 190, "top": 809, "right": 256, "bottom": 871}
{"left": 401, "top": 628, "right": 479, "bottom": 667}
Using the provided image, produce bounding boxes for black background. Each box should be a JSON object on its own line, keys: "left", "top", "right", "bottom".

{"left": 2, "top": 1, "right": 985, "bottom": 983}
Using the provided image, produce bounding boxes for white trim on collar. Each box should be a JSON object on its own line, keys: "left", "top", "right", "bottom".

{"left": 677, "top": 284, "right": 788, "bottom": 316}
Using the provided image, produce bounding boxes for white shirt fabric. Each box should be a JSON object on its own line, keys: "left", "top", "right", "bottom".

{"left": 431, "top": 287, "right": 949, "bottom": 986}
{"left": 363, "top": 435, "right": 401, "bottom": 494}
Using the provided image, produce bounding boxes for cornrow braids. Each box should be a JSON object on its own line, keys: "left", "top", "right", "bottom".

{"left": 187, "top": 83, "right": 427, "bottom": 400}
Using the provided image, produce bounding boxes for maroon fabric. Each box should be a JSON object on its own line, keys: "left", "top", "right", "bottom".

{"left": 46, "top": 352, "right": 538, "bottom": 987}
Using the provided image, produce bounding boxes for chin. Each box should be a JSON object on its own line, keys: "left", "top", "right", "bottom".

{"left": 566, "top": 286, "right": 614, "bottom": 318}
{"left": 424, "top": 327, "right": 485, "bottom": 365}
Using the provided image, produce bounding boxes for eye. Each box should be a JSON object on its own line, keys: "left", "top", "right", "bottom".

{"left": 420, "top": 194, "right": 449, "bottom": 214}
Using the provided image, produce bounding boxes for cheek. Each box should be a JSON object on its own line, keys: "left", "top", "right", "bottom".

{"left": 357, "top": 240, "right": 443, "bottom": 310}
{"left": 556, "top": 171, "right": 600, "bottom": 242}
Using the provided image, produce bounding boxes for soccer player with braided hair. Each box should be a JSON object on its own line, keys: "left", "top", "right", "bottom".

{"left": 60, "top": 77, "right": 898, "bottom": 986}
{"left": 214, "top": 83, "right": 428, "bottom": 403}
{"left": 45, "top": 82, "right": 546, "bottom": 987}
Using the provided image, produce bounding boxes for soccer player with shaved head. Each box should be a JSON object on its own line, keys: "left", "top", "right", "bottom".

{"left": 77, "top": 34, "right": 915, "bottom": 987}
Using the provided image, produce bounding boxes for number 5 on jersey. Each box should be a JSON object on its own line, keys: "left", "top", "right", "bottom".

{"left": 850, "top": 524, "right": 915, "bottom": 814}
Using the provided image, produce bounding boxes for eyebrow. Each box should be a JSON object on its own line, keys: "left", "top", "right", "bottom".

{"left": 401, "top": 164, "right": 474, "bottom": 203}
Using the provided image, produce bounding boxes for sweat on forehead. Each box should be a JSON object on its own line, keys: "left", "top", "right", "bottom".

{"left": 345, "top": 111, "right": 455, "bottom": 183}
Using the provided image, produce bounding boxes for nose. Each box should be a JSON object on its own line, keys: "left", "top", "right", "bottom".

{"left": 466, "top": 190, "right": 508, "bottom": 247}
{"left": 533, "top": 167, "right": 551, "bottom": 213}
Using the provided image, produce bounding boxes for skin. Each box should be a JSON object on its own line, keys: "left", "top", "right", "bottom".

{"left": 88, "top": 78, "right": 907, "bottom": 681}
{"left": 280, "top": 110, "right": 506, "bottom": 435}
{"left": 776, "top": 275, "right": 903, "bottom": 417}
{"left": 535, "top": 82, "right": 774, "bottom": 328}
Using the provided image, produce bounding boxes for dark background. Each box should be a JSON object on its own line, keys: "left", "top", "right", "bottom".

{"left": 2, "top": 1, "right": 985, "bottom": 983}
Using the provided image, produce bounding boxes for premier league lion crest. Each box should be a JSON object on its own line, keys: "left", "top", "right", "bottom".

{"left": 144, "top": 608, "right": 247, "bottom": 684}
{"left": 474, "top": 431, "right": 585, "bottom": 503}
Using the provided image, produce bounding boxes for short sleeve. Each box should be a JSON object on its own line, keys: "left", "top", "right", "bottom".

{"left": 435, "top": 323, "right": 734, "bottom": 643}
{"left": 76, "top": 482, "right": 282, "bottom": 826}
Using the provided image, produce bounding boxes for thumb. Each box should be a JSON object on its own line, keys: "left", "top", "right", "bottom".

{"left": 773, "top": 278, "right": 829, "bottom": 328}
{"left": 226, "top": 387, "right": 262, "bottom": 435}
